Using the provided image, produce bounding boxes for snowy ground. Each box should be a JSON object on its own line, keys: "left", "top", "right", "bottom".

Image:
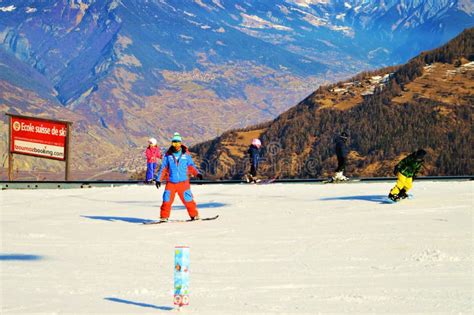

{"left": 1, "top": 181, "right": 473, "bottom": 314}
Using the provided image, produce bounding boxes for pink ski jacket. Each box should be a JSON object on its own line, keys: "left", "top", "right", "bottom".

{"left": 145, "top": 146, "right": 162, "bottom": 163}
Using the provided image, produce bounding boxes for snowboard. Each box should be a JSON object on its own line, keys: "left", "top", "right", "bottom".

{"left": 386, "top": 194, "right": 414, "bottom": 204}
{"left": 143, "top": 215, "right": 219, "bottom": 225}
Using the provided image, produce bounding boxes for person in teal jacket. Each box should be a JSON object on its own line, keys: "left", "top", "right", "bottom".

{"left": 389, "top": 149, "right": 426, "bottom": 202}
{"left": 154, "top": 133, "right": 203, "bottom": 221}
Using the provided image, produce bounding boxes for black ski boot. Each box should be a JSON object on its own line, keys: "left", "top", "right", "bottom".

{"left": 388, "top": 193, "right": 400, "bottom": 202}
{"left": 398, "top": 189, "right": 408, "bottom": 199}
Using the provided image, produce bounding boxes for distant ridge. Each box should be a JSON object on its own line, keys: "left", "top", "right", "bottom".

{"left": 192, "top": 28, "right": 474, "bottom": 179}
{"left": 0, "top": 1, "right": 472, "bottom": 179}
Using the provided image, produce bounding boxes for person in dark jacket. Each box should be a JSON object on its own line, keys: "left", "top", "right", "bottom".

{"left": 388, "top": 149, "right": 426, "bottom": 202}
{"left": 246, "top": 138, "right": 262, "bottom": 183}
{"left": 332, "top": 131, "right": 349, "bottom": 181}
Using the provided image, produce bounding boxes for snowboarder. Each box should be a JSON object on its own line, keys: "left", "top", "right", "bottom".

{"left": 332, "top": 131, "right": 349, "bottom": 181}
{"left": 153, "top": 132, "right": 203, "bottom": 222}
{"left": 245, "top": 138, "right": 262, "bottom": 183}
{"left": 388, "top": 149, "right": 426, "bottom": 202}
{"left": 145, "top": 138, "right": 162, "bottom": 183}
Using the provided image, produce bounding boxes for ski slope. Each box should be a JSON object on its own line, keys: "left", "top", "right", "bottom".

{"left": 1, "top": 181, "right": 472, "bottom": 314}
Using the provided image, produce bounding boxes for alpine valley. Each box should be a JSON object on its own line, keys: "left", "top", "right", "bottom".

{"left": 0, "top": 0, "right": 472, "bottom": 179}
{"left": 192, "top": 28, "right": 473, "bottom": 179}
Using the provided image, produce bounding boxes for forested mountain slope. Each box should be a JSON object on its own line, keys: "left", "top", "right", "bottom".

{"left": 192, "top": 28, "right": 473, "bottom": 179}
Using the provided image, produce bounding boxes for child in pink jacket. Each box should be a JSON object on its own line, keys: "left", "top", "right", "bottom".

{"left": 145, "top": 138, "right": 162, "bottom": 182}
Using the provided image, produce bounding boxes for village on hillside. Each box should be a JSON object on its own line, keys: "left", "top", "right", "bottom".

{"left": 322, "top": 59, "right": 474, "bottom": 110}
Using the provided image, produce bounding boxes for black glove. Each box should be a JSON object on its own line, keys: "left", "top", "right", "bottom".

{"left": 154, "top": 180, "right": 161, "bottom": 189}
{"left": 196, "top": 173, "right": 203, "bottom": 180}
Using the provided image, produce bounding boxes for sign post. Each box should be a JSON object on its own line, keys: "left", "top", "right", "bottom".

{"left": 6, "top": 113, "right": 73, "bottom": 181}
{"left": 174, "top": 246, "right": 190, "bottom": 309}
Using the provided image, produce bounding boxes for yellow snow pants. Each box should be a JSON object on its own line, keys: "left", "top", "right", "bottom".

{"left": 390, "top": 173, "right": 413, "bottom": 195}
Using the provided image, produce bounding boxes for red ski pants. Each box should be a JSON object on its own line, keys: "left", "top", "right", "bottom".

{"left": 160, "top": 181, "right": 198, "bottom": 219}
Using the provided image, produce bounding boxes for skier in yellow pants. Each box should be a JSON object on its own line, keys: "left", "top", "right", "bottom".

{"left": 389, "top": 149, "right": 426, "bottom": 202}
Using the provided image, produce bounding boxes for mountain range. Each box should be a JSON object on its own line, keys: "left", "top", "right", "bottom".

{"left": 0, "top": 0, "right": 472, "bottom": 179}
{"left": 192, "top": 28, "right": 473, "bottom": 179}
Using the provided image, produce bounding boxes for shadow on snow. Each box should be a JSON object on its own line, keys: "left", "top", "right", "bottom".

{"left": 81, "top": 202, "right": 226, "bottom": 224}
{"left": 104, "top": 297, "right": 174, "bottom": 311}
{"left": 0, "top": 254, "right": 43, "bottom": 261}
{"left": 320, "top": 195, "right": 392, "bottom": 204}
{"left": 81, "top": 216, "right": 152, "bottom": 224}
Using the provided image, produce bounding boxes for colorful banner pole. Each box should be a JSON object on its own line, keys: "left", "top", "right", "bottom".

{"left": 174, "top": 246, "right": 190, "bottom": 308}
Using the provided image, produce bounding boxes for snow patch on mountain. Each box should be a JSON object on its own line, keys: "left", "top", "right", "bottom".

{"left": 108, "top": 0, "right": 121, "bottom": 11}
{"left": 235, "top": 4, "right": 246, "bottom": 13}
{"left": 241, "top": 13, "right": 293, "bottom": 31}
{"left": 301, "top": 11, "right": 327, "bottom": 27}
{"left": 183, "top": 10, "right": 196, "bottom": 17}
{"left": 278, "top": 5, "right": 290, "bottom": 15}
{"left": 0, "top": 5, "right": 16, "bottom": 12}
{"left": 458, "top": 0, "right": 474, "bottom": 14}
{"left": 152, "top": 44, "right": 174, "bottom": 57}
{"left": 25, "top": 7, "right": 37, "bottom": 14}
{"left": 294, "top": 9, "right": 354, "bottom": 36}
{"left": 211, "top": 0, "right": 225, "bottom": 10}
{"left": 336, "top": 13, "right": 346, "bottom": 21}
{"left": 289, "top": 0, "right": 330, "bottom": 8}
{"left": 330, "top": 24, "right": 354, "bottom": 37}
{"left": 179, "top": 34, "right": 194, "bottom": 42}
{"left": 194, "top": 0, "right": 216, "bottom": 11}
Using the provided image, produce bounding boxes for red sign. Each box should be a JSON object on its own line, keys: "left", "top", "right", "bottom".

{"left": 10, "top": 115, "right": 69, "bottom": 161}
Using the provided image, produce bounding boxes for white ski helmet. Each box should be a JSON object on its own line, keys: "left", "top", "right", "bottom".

{"left": 252, "top": 138, "right": 261, "bottom": 147}
{"left": 148, "top": 138, "right": 157, "bottom": 145}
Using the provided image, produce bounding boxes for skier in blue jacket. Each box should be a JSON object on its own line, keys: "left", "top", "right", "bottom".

{"left": 154, "top": 133, "right": 203, "bottom": 222}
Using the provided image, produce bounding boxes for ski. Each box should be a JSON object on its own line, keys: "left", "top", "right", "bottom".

{"left": 323, "top": 178, "right": 351, "bottom": 184}
{"left": 256, "top": 177, "right": 277, "bottom": 184}
{"left": 243, "top": 174, "right": 277, "bottom": 184}
{"left": 143, "top": 215, "right": 219, "bottom": 225}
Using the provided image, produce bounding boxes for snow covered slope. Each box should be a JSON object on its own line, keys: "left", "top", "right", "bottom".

{"left": 1, "top": 181, "right": 472, "bottom": 314}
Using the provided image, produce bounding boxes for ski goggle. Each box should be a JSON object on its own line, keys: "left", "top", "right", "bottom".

{"left": 171, "top": 141, "right": 181, "bottom": 146}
